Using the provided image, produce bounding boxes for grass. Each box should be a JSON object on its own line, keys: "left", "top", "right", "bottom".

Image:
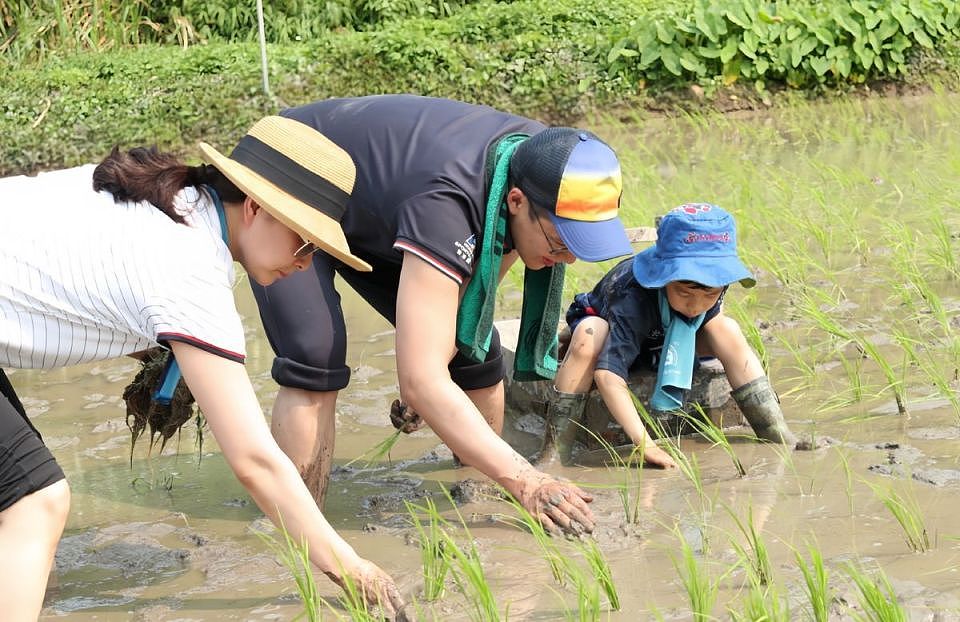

{"left": 438, "top": 487, "right": 504, "bottom": 622}
{"left": 728, "top": 580, "right": 790, "bottom": 622}
{"left": 673, "top": 526, "right": 721, "bottom": 622}
{"left": 580, "top": 537, "right": 621, "bottom": 611}
{"left": 678, "top": 405, "right": 746, "bottom": 477}
{"left": 794, "top": 544, "right": 831, "bottom": 622}
{"left": 724, "top": 503, "right": 771, "bottom": 586}
{"left": 580, "top": 423, "right": 648, "bottom": 525}
{"left": 344, "top": 428, "right": 403, "bottom": 468}
{"left": 404, "top": 497, "right": 450, "bottom": 601}
{"left": 866, "top": 481, "right": 932, "bottom": 553}
{"left": 845, "top": 563, "right": 907, "bottom": 622}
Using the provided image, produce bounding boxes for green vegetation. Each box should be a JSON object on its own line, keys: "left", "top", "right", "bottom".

{"left": 3, "top": 0, "right": 960, "bottom": 175}
{"left": 795, "top": 544, "right": 831, "bottom": 622}
{"left": 867, "top": 481, "right": 932, "bottom": 553}
{"left": 845, "top": 563, "right": 908, "bottom": 622}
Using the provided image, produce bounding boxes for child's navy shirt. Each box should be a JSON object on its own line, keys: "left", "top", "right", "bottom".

{"left": 565, "top": 257, "right": 724, "bottom": 381}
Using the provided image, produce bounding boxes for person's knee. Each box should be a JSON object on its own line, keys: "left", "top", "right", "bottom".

{"left": 568, "top": 319, "right": 607, "bottom": 364}
{"left": 700, "top": 316, "right": 742, "bottom": 354}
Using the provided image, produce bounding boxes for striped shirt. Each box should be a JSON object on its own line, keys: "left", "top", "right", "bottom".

{"left": 0, "top": 165, "right": 246, "bottom": 369}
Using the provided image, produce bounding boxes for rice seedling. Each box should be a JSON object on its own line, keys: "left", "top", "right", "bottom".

{"left": 344, "top": 428, "right": 402, "bottom": 468}
{"left": 501, "top": 494, "right": 570, "bottom": 586}
{"left": 866, "top": 481, "right": 931, "bottom": 553}
{"left": 438, "top": 487, "right": 504, "bottom": 622}
{"left": 844, "top": 563, "right": 907, "bottom": 622}
{"left": 909, "top": 275, "right": 951, "bottom": 336}
{"left": 578, "top": 423, "right": 649, "bottom": 525}
{"left": 404, "top": 497, "right": 450, "bottom": 601}
{"left": 579, "top": 537, "right": 620, "bottom": 611}
{"left": 726, "top": 296, "right": 769, "bottom": 374}
{"left": 672, "top": 526, "right": 721, "bottom": 622}
{"left": 678, "top": 405, "right": 746, "bottom": 477}
{"left": 723, "top": 502, "right": 771, "bottom": 586}
{"left": 504, "top": 487, "right": 621, "bottom": 615}
{"left": 773, "top": 334, "right": 819, "bottom": 391}
{"left": 853, "top": 336, "right": 908, "bottom": 416}
{"left": 441, "top": 530, "right": 502, "bottom": 622}
{"left": 633, "top": 400, "right": 710, "bottom": 509}
{"left": 794, "top": 544, "right": 831, "bottom": 622}
{"left": 334, "top": 564, "right": 388, "bottom": 622}
{"left": 834, "top": 446, "right": 856, "bottom": 516}
{"left": 254, "top": 519, "right": 323, "bottom": 622}
{"left": 926, "top": 210, "right": 959, "bottom": 280}
{"left": 917, "top": 350, "right": 960, "bottom": 421}
{"left": 566, "top": 574, "right": 602, "bottom": 622}
{"left": 728, "top": 578, "right": 790, "bottom": 622}
{"left": 837, "top": 352, "right": 866, "bottom": 405}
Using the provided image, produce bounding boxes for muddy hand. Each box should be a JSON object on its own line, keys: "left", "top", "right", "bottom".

{"left": 523, "top": 477, "right": 595, "bottom": 536}
{"left": 390, "top": 399, "right": 425, "bottom": 434}
{"left": 327, "top": 558, "right": 408, "bottom": 621}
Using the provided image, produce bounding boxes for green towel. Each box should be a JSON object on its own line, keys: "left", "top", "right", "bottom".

{"left": 456, "top": 133, "right": 566, "bottom": 382}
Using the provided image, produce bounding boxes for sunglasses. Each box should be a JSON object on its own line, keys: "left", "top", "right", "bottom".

{"left": 293, "top": 239, "right": 320, "bottom": 259}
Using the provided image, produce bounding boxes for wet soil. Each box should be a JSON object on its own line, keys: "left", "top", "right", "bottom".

{"left": 16, "top": 93, "right": 960, "bottom": 620}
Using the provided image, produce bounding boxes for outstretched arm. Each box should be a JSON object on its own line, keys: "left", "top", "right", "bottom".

{"left": 395, "top": 253, "right": 595, "bottom": 535}
{"left": 170, "top": 341, "right": 406, "bottom": 618}
{"left": 594, "top": 369, "right": 676, "bottom": 468}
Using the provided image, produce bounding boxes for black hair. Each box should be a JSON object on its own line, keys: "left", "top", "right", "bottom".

{"left": 93, "top": 146, "right": 245, "bottom": 223}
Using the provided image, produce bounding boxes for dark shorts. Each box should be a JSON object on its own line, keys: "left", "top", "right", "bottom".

{"left": 0, "top": 370, "right": 65, "bottom": 512}
{"left": 251, "top": 252, "right": 504, "bottom": 393}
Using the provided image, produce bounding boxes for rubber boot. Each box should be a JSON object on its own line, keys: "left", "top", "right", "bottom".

{"left": 730, "top": 376, "right": 797, "bottom": 446}
{"left": 532, "top": 389, "right": 588, "bottom": 466}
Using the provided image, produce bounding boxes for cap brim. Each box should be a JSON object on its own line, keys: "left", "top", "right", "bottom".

{"left": 632, "top": 246, "right": 756, "bottom": 288}
{"left": 548, "top": 213, "right": 633, "bottom": 262}
{"left": 199, "top": 142, "right": 371, "bottom": 272}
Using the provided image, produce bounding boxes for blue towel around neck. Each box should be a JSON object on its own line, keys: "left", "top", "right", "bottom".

{"left": 650, "top": 290, "right": 705, "bottom": 412}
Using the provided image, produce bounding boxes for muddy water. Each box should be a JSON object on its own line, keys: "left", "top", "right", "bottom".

{"left": 19, "top": 94, "right": 960, "bottom": 620}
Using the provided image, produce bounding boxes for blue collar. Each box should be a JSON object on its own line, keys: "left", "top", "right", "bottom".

{"left": 206, "top": 185, "right": 229, "bottom": 246}
{"left": 153, "top": 185, "right": 229, "bottom": 406}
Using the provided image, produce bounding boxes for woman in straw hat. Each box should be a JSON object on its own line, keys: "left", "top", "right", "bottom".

{"left": 0, "top": 117, "right": 405, "bottom": 620}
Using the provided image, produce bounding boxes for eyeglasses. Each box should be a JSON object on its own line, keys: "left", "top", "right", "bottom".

{"left": 535, "top": 210, "right": 570, "bottom": 256}
{"left": 293, "top": 239, "right": 320, "bottom": 259}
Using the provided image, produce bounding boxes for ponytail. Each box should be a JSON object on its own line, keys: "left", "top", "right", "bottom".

{"left": 92, "top": 146, "right": 245, "bottom": 223}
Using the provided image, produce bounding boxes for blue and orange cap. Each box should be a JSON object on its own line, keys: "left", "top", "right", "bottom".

{"left": 510, "top": 128, "right": 632, "bottom": 262}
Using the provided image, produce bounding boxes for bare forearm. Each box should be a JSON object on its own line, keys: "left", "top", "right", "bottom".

{"left": 595, "top": 370, "right": 653, "bottom": 447}
{"left": 403, "top": 376, "right": 538, "bottom": 497}
{"left": 231, "top": 444, "right": 360, "bottom": 574}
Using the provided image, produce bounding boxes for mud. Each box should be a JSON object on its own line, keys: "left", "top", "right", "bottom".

{"left": 11, "top": 93, "right": 959, "bottom": 620}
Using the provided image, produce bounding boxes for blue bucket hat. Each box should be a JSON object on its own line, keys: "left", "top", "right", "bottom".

{"left": 632, "top": 203, "right": 756, "bottom": 289}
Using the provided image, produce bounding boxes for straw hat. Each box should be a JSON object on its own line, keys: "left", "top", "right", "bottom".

{"left": 199, "top": 116, "right": 371, "bottom": 272}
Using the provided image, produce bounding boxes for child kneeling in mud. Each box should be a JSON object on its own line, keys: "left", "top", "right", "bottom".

{"left": 538, "top": 203, "right": 797, "bottom": 468}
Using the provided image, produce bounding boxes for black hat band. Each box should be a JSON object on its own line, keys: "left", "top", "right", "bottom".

{"left": 230, "top": 135, "right": 348, "bottom": 221}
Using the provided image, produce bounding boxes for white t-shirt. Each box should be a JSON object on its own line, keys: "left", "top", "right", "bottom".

{"left": 0, "top": 165, "right": 246, "bottom": 369}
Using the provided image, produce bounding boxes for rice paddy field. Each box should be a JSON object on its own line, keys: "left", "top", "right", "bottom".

{"left": 11, "top": 90, "right": 960, "bottom": 620}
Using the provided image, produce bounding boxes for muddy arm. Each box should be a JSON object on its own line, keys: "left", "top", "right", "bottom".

{"left": 395, "top": 253, "right": 595, "bottom": 534}
{"left": 169, "top": 342, "right": 405, "bottom": 617}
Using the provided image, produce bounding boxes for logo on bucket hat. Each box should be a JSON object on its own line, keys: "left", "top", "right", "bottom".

{"left": 632, "top": 203, "right": 756, "bottom": 289}
{"left": 510, "top": 127, "right": 632, "bottom": 262}
{"left": 198, "top": 116, "right": 371, "bottom": 272}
